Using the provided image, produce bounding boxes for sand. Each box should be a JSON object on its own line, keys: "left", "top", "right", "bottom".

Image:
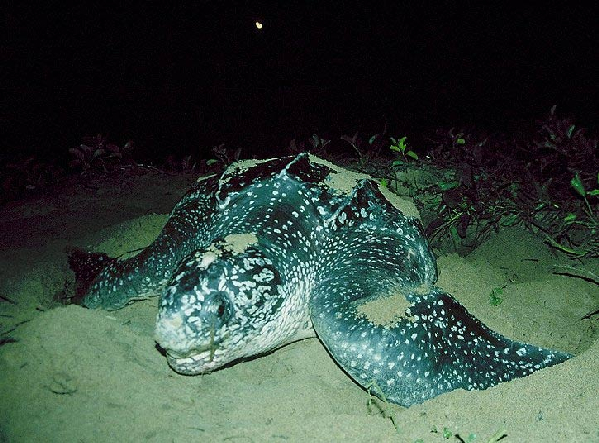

{"left": 0, "top": 167, "right": 597, "bottom": 442}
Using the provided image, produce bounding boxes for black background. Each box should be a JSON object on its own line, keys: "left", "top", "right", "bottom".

{"left": 3, "top": 2, "right": 597, "bottom": 162}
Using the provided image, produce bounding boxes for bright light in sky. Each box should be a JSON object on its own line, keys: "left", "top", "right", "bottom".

{"left": 255, "top": 21, "right": 263, "bottom": 30}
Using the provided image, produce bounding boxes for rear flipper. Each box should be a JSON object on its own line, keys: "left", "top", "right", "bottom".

{"left": 311, "top": 283, "right": 572, "bottom": 407}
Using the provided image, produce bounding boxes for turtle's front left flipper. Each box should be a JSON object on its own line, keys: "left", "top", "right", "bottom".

{"left": 311, "top": 275, "right": 572, "bottom": 407}
{"left": 310, "top": 179, "right": 572, "bottom": 407}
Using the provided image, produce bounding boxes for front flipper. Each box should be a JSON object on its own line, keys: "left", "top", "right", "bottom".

{"left": 312, "top": 282, "right": 571, "bottom": 407}
{"left": 70, "top": 175, "right": 219, "bottom": 310}
{"left": 311, "top": 179, "right": 572, "bottom": 406}
{"left": 68, "top": 249, "right": 117, "bottom": 302}
{"left": 72, "top": 247, "right": 172, "bottom": 310}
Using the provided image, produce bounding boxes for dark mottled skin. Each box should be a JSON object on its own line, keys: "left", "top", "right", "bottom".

{"left": 71, "top": 153, "right": 572, "bottom": 407}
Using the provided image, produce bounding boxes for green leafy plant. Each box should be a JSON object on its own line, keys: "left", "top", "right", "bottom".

{"left": 413, "top": 107, "right": 598, "bottom": 257}
{"left": 340, "top": 126, "right": 389, "bottom": 168}
{"left": 165, "top": 154, "right": 196, "bottom": 172}
{"left": 69, "top": 134, "right": 134, "bottom": 172}
{"left": 390, "top": 136, "right": 418, "bottom": 165}
{"left": 489, "top": 286, "right": 504, "bottom": 306}
{"left": 571, "top": 172, "right": 599, "bottom": 212}
{"left": 430, "top": 425, "right": 453, "bottom": 439}
{"left": 543, "top": 171, "right": 598, "bottom": 257}
{"left": 289, "top": 134, "right": 330, "bottom": 157}
{"left": 207, "top": 143, "right": 242, "bottom": 166}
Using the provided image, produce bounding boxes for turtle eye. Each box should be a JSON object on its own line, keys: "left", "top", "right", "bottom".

{"left": 210, "top": 292, "right": 230, "bottom": 321}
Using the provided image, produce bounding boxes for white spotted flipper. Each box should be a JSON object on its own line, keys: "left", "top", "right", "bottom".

{"left": 310, "top": 180, "right": 571, "bottom": 406}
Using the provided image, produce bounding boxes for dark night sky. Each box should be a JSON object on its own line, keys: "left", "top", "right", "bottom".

{"left": 2, "top": 2, "right": 598, "bottom": 162}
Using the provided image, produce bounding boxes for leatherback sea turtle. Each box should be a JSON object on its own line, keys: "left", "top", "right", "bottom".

{"left": 70, "top": 153, "right": 571, "bottom": 407}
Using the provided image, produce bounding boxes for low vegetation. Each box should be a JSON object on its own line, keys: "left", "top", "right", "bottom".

{"left": 1, "top": 107, "right": 596, "bottom": 259}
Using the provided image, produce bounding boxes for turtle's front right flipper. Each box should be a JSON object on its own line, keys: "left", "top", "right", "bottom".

{"left": 69, "top": 247, "right": 168, "bottom": 310}
{"left": 68, "top": 248, "right": 117, "bottom": 305}
{"left": 69, "top": 175, "right": 220, "bottom": 310}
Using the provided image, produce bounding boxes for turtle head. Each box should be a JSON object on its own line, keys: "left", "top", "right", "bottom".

{"left": 155, "top": 240, "right": 284, "bottom": 375}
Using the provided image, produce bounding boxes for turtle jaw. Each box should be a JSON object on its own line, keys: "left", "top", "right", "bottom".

{"left": 155, "top": 312, "right": 229, "bottom": 375}
{"left": 162, "top": 333, "right": 260, "bottom": 375}
{"left": 165, "top": 348, "right": 220, "bottom": 375}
